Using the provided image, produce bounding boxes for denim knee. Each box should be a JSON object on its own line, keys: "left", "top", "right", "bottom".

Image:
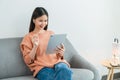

{"left": 54, "top": 62, "right": 73, "bottom": 80}
{"left": 36, "top": 67, "right": 54, "bottom": 80}
{"left": 55, "top": 62, "right": 72, "bottom": 72}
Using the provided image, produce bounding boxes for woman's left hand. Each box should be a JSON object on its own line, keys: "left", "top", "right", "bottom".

{"left": 56, "top": 43, "right": 65, "bottom": 59}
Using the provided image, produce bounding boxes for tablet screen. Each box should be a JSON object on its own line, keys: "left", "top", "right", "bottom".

{"left": 46, "top": 34, "right": 67, "bottom": 54}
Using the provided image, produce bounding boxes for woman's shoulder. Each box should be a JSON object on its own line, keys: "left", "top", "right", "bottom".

{"left": 47, "top": 30, "right": 55, "bottom": 35}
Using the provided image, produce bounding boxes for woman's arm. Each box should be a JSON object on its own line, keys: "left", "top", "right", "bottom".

{"left": 29, "top": 45, "right": 37, "bottom": 60}
{"left": 29, "top": 34, "right": 39, "bottom": 60}
{"left": 20, "top": 34, "right": 39, "bottom": 64}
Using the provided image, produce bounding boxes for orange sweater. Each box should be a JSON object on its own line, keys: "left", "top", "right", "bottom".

{"left": 20, "top": 30, "right": 69, "bottom": 77}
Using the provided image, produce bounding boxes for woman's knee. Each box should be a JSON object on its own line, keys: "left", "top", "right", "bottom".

{"left": 55, "top": 62, "right": 71, "bottom": 72}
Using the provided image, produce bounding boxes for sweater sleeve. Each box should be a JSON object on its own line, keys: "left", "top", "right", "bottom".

{"left": 20, "top": 35, "right": 33, "bottom": 65}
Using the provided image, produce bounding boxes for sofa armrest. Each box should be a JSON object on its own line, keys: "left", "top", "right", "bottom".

{"left": 70, "top": 54, "right": 101, "bottom": 80}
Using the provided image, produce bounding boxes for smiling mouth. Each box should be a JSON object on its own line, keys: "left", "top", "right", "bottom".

{"left": 40, "top": 26, "right": 44, "bottom": 28}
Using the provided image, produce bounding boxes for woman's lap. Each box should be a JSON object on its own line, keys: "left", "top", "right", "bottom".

{"left": 36, "top": 62, "right": 72, "bottom": 80}
{"left": 36, "top": 67, "right": 54, "bottom": 80}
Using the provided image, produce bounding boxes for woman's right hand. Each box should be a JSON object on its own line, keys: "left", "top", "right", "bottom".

{"left": 32, "top": 34, "right": 39, "bottom": 47}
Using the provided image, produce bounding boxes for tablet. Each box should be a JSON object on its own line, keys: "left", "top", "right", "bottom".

{"left": 46, "top": 34, "right": 67, "bottom": 54}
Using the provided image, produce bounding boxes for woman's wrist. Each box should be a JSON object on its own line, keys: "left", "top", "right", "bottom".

{"left": 29, "top": 45, "right": 37, "bottom": 60}
{"left": 56, "top": 53, "right": 64, "bottom": 59}
{"left": 33, "top": 44, "right": 38, "bottom": 50}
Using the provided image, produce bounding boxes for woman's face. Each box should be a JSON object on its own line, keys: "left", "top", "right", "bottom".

{"left": 33, "top": 15, "right": 48, "bottom": 30}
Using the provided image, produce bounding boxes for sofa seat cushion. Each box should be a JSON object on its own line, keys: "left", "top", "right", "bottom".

{"left": 1, "top": 75, "right": 37, "bottom": 80}
{"left": 1, "top": 68, "right": 94, "bottom": 80}
{"left": 72, "top": 68, "right": 94, "bottom": 80}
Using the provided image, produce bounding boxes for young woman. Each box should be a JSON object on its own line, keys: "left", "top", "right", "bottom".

{"left": 20, "top": 7, "right": 72, "bottom": 80}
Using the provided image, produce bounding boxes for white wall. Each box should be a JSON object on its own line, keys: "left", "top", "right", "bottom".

{"left": 0, "top": 0, "right": 120, "bottom": 76}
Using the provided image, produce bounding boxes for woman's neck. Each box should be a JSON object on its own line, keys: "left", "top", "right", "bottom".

{"left": 33, "top": 28, "right": 45, "bottom": 34}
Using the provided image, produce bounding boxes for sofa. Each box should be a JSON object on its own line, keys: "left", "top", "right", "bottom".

{"left": 0, "top": 37, "right": 101, "bottom": 80}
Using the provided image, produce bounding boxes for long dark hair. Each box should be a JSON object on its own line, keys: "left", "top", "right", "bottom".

{"left": 29, "top": 7, "right": 48, "bottom": 32}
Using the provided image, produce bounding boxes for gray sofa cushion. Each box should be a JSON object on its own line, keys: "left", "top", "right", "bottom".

{"left": 1, "top": 68, "right": 94, "bottom": 80}
{"left": 0, "top": 75, "right": 37, "bottom": 80}
{"left": 0, "top": 38, "right": 32, "bottom": 79}
{"left": 72, "top": 68, "right": 94, "bottom": 80}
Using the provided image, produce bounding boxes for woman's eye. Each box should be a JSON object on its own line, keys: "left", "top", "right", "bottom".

{"left": 39, "top": 20, "right": 47, "bottom": 22}
{"left": 39, "top": 20, "right": 42, "bottom": 22}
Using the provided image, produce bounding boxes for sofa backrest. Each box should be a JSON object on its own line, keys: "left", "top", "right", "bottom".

{"left": 0, "top": 37, "right": 32, "bottom": 79}
{"left": 63, "top": 39, "right": 76, "bottom": 63}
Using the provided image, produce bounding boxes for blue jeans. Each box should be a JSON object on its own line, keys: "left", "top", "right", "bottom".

{"left": 36, "top": 62, "right": 73, "bottom": 80}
